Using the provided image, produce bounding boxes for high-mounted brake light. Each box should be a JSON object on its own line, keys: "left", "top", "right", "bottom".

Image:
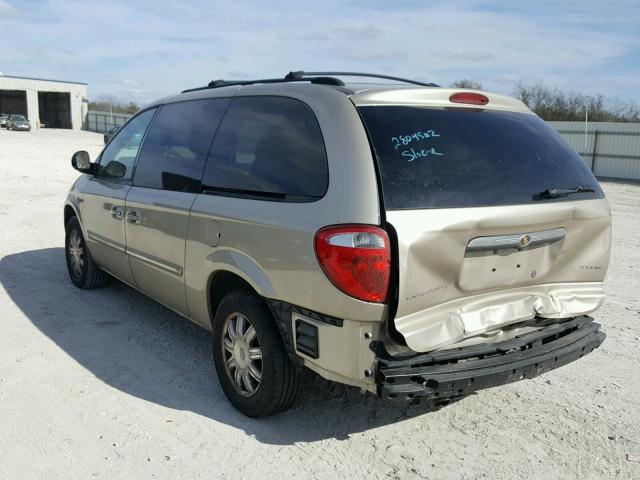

{"left": 314, "top": 225, "right": 391, "bottom": 303}
{"left": 449, "top": 92, "right": 489, "bottom": 105}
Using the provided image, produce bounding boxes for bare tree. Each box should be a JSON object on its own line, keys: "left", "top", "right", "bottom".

{"left": 451, "top": 79, "right": 484, "bottom": 90}
{"left": 88, "top": 95, "right": 140, "bottom": 115}
{"left": 513, "top": 83, "right": 640, "bottom": 122}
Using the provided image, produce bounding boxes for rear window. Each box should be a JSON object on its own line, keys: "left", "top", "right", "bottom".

{"left": 358, "top": 106, "right": 603, "bottom": 209}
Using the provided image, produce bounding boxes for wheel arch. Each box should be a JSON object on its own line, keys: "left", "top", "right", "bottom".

{"left": 205, "top": 268, "right": 301, "bottom": 374}
{"left": 204, "top": 249, "right": 278, "bottom": 318}
{"left": 64, "top": 201, "right": 90, "bottom": 240}
{"left": 64, "top": 203, "right": 78, "bottom": 227}
{"left": 208, "top": 270, "right": 259, "bottom": 321}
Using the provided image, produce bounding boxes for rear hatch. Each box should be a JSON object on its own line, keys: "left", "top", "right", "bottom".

{"left": 355, "top": 90, "right": 611, "bottom": 352}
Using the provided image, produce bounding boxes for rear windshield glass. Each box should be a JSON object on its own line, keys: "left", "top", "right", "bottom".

{"left": 358, "top": 106, "right": 603, "bottom": 209}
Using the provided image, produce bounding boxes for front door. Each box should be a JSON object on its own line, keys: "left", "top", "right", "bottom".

{"left": 81, "top": 108, "right": 157, "bottom": 286}
{"left": 124, "top": 98, "right": 229, "bottom": 315}
{"left": 124, "top": 188, "right": 196, "bottom": 314}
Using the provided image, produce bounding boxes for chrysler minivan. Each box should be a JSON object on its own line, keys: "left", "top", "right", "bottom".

{"left": 64, "top": 71, "right": 610, "bottom": 417}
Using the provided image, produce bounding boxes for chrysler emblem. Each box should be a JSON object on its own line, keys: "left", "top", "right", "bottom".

{"left": 519, "top": 234, "right": 531, "bottom": 248}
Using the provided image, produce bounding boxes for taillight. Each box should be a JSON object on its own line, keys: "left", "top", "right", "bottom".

{"left": 449, "top": 92, "right": 489, "bottom": 105}
{"left": 314, "top": 225, "right": 391, "bottom": 303}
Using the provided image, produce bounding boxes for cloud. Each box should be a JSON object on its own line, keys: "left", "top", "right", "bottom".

{"left": 0, "top": 0, "right": 638, "bottom": 104}
{"left": 169, "top": 1, "right": 203, "bottom": 20}
{"left": 343, "top": 50, "right": 405, "bottom": 62}
{"left": 300, "top": 26, "right": 381, "bottom": 42}
{"left": 121, "top": 79, "right": 142, "bottom": 88}
{"left": 332, "top": 26, "right": 382, "bottom": 41}
{"left": 0, "top": 0, "right": 17, "bottom": 16}
{"left": 299, "top": 33, "right": 330, "bottom": 42}
{"left": 160, "top": 35, "right": 220, "bottom": 44}
{"left": 432, "top": 47, "right": 495, "bottom": 62}
{"left": 492, "top": 73, "right": 519, "bottom": 84}
{"left": 226, "top": 70, "right": 251, "bottom": 79}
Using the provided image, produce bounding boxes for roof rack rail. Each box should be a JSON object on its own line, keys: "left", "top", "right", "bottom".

{"left": 285, "top": 71, "right": 439, "bottom": 87}
{"left": 181, "top": 75, "right": 345, "bottom": 93}
{"left": 181, "top": 70, "right": 439, "bottom": 94}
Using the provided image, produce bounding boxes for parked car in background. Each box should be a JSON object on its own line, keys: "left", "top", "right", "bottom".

{"left": 0, "top": 113, "right": 8, "bottom": 128}
{"left": 64, "top": 71, "right": 610, "bottom": 417}
{"left": 104, "top": 126, "right": 120, "bottom": 144}
{"left": 6, "top": 114, "right": 31, "bottom": 131}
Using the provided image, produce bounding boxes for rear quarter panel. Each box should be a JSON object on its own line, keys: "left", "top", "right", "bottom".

{"left": 184, "top": 85, "right": 387, "bottom": 329}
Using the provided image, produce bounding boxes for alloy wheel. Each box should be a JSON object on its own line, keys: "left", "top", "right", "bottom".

{"left": 221, "top": 312, "right": 263, "bottom": 397}
{"left": 68, "top": 229, "right": 85, "bottom": 279}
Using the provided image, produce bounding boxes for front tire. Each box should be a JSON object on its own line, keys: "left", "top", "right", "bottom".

{"left": 212, "top": 290, "right": 299, "bottom": 417}
{"left": 65, "top": 216, "right": 108, "bottom": 289}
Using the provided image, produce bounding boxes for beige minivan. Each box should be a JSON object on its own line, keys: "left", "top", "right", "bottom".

{"left": 64, "top": 71, "right": 610, "bottom": 417}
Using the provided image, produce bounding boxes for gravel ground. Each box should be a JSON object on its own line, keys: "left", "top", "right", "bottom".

{"left": 0, "top": 128, "right": 639, "bottom": 480}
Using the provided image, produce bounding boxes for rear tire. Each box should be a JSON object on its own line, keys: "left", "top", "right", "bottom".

{"left": 212, "top": 290, "right": 299, "bottom": 417}
{"left": 65, "top": 216, "right": 108, "bottom": 289}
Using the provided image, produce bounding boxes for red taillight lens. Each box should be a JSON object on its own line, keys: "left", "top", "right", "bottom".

{"left": 314, "top": 225, "right": 391, "bottom": 303}
{"left": 449, "top": 92, "right": 489, "bottom": 105}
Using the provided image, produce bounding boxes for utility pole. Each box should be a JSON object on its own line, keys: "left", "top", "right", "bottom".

{"left": 584, "top": 103, "right": 589, "bottom": 150}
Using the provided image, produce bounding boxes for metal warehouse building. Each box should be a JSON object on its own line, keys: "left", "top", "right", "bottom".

{"left": 0, "top": 74, "right": 87, "bottom": 130}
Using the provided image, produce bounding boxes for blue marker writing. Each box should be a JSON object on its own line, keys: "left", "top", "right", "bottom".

{"left": 391, "top": 130, "right": 441, "bottom": 149}
{"left": 401, "top": 147, "right": 444, "bottom": 162}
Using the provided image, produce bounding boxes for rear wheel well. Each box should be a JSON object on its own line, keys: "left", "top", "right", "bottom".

{"left": 209, "top": 271, "right": 302, "bottom": 367}
{"left": 209, "top": 271, "right": 256, "bottom": 320}
{"left": 64, "top": 205, "right": 77, "bottom": 228}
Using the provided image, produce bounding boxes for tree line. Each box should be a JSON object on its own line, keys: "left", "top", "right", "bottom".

{"left": 88, "top": 82, "right": 640, "bottom": 122}
{"left": 88, "top": 95, "right": 139, "bottom": 115}
{"left": 451, "top": 79, "right": 640, "bottom": 122}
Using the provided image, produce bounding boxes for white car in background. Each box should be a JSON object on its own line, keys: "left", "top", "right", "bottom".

{"left": 6, "top": 114, "right": 31, "bottom": 131}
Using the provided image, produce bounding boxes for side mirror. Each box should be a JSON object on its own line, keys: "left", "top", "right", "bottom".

{"left": 102, "top": 160, "right": 126, "bottom": 179}
{"left": 71, "top": 151, "right": 93, "bottom": 173}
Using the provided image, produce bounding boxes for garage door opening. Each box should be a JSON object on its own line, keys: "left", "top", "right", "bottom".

{"left": 38, "top": 91, "right": 71, "bottom": 129}
{"left": 0, "top": 90, "right": 28, "bottom": 117}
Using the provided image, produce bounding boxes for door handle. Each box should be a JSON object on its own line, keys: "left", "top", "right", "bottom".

{"left": 126, "top": 210, "right": 140, "bottom": 224}
{"left": 110, "top": 205, "right": 123, "bottom": 220}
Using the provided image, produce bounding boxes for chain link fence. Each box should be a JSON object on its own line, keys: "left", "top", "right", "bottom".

{"left": 85, "top": 110, "right": 132, "bottom": 133}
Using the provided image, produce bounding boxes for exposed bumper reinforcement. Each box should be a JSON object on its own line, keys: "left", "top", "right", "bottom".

{"left": 375, "top": 315, "right": 605, "bottom": 401}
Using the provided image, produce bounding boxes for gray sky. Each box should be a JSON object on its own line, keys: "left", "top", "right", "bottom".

{"left": 1, "top": 0, "right": 639, "bottom": 104}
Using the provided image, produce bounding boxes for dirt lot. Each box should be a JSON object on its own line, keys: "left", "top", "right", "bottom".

{"left": 0, "top": 128, "right": 639, "bottom": 479}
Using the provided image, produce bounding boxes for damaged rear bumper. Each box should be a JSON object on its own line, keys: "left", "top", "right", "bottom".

{"left": 375, "top": 315, "right": 604, "bottom": 402}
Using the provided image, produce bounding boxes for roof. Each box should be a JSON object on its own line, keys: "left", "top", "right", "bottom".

{"left": 181, "top": 71, "right": 437, "bottom": 94}
{"left": 152, "top": 80, "right": 531, "bottom": 115}
{"left": 0, "top": 74, "right": 87, "bottom": 85}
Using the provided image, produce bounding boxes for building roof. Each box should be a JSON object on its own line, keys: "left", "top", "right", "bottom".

{"left": 0, "top": 74, "right": 87, "bottom": 85}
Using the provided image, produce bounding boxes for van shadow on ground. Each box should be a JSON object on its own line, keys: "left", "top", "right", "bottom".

{"left": 0, "top": 248, "right": 454, "bottom": 444}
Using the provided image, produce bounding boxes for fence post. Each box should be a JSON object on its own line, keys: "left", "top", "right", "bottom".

{"left": 591, "top": 130, "right": 600, "bottom": 173}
